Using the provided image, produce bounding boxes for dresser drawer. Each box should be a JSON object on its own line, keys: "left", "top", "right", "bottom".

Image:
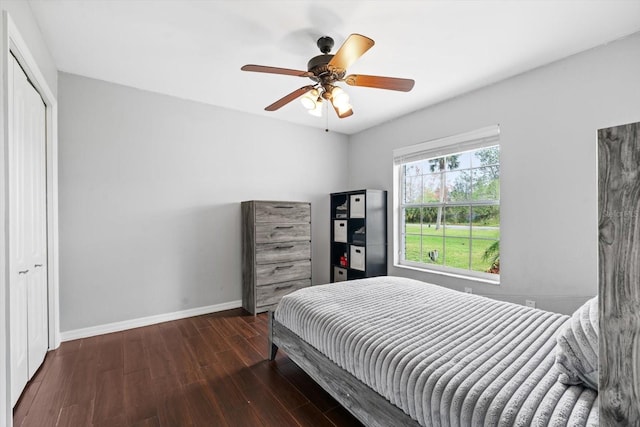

{"left": 256, "top": 241, "right": 310, "bottom": 264}
{"left": 255, "top": 202, "right": 310, "bottom": 223}
{"left": 256, "top": 279, "right": 310, "bottom": 308}
{"left": 255, "top": 223, "right": 310, "bottom": 243}
{"left": 256, "top": 260, "right": 311, "bottom": 286}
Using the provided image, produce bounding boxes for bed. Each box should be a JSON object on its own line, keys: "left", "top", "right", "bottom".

{"left": 268, "top": 276, "right": 598, "bottom": 427}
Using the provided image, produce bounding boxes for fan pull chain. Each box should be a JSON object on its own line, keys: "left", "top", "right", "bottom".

{"left": 325, "top": 100, "right": 329, "bottom": 132}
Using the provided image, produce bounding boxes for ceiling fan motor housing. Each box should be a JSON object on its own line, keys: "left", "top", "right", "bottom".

{"left": 317, "top": 36, "right": 334, "bottom": 54}
{"left": 307, "top": 54, "right": 334, "bottom": 73}
{"left": 308, "top": 36, "right": 346, "bottom": 84}
{"left": 307, "top": 54, "right": 346, "bottom": 86}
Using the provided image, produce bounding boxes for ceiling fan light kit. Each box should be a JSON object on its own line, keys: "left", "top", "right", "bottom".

{"left": 300, "top": 89, "right": 320, "bottom": 110}
{"left": 330, "top": 86, "right": 349, "bottom": 108}
{"left": 308, "top": 98, "right": 324, "bottom": 117}
{"left": 241, "top": 33, "right": 415, "bottom": 119}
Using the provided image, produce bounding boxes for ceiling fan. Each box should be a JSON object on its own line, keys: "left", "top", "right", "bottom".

{"left": 241, "top": 34, "right": 415, "bottom": 119}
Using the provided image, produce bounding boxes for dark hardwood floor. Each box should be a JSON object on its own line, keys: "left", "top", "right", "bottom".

{"left": 13, "top": 308, "right": 363, "bottom": 427}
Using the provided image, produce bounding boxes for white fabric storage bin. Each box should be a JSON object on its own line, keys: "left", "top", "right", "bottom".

{"left": 350, "top": 245, "right": 366, "bottom": 271}
{"left": 350, "top": 194, "right": 365, "bottom": 218}
{"left": 334, "top": 267, "right": 348, "bottom": 282}
{"left": 334, "top": 220, "right": 347, "bottom": 242}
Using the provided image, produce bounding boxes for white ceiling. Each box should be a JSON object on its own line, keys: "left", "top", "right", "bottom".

{"left": 28, "top": 0, "right": 640, "bottom": 135}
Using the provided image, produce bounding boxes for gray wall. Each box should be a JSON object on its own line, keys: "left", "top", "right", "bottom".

{"left": 348, "top": 32, "right": 640, "bottom": 314}
{"left": 55, "top": 30, "right": 640, "bottom": 329}
{"left": 58, "top": 72, "right": 349, "bottom": 332}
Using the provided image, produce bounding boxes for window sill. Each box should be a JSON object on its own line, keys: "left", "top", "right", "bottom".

{"left": 393, "top": 263, "right": 501, "bottom": 286}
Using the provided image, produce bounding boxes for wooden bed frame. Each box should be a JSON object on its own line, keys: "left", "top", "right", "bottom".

{"left": 265, "top": 121, "right": 640, "bottom": 427}
{"left": 268, "top": 312, "right": 420, "bottom": 427}
{"left": 598, "top": 121, "right": 640, "bottom": 424}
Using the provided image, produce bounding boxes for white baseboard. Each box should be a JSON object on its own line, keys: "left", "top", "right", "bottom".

{"left": 60, "top": 300, "right": 242, "bottom": 342}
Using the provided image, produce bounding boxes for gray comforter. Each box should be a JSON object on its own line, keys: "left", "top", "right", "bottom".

{"left": 274, "top": 276, "right": 598, "bottom": 426}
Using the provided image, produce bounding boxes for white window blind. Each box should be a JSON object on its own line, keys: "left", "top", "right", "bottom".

{"left": 393, "top": 125, "right": 500, "bottom": 165}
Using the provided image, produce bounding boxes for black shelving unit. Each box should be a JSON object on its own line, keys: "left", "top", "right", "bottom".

{"left": 330, "top": 189, "right": 387, "bottom": 282}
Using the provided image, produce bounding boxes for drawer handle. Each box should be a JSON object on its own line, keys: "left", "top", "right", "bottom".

{"left": 18, "top": 269, "right": 29, "bottom": 275}
{"left": 274, "top": 206, "right": 294, "bottom": 209}
{"left": 275, "top": 265, "right": 294, "bottom": 270}
{"left": 355, "top": 249, "right": 362, "bottom": 254}
{"left": 275, "top": 245, "right": 294, "bottom": 250}
{"left": 354, "top": 198, "right": 361, "bottom": 202}
{"left": 275, "top": 226, "right": 294, "bottom": 229}
{"left": 338, "top": 223, "right": 345, "bottom": 227}
{"left": 275, "top": 285, "right": 294, "bottom": 291}
{"left": 34, "top": 264, "right": 43, "bottom": 268}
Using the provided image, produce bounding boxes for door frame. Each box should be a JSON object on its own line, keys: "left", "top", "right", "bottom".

{"left": 1, "top": 11, "right": 60, "bottom": 424}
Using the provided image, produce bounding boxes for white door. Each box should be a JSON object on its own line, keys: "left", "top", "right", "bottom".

{"left": 25, "top": 59, "right": 48, "bottom": 379}
{"left": 9, "top": 55, "right": 48, "bottom": 406}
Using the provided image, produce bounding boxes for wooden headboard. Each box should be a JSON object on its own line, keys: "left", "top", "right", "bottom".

{"left": 598, "top": 121, "right": 640, "bottom": 425}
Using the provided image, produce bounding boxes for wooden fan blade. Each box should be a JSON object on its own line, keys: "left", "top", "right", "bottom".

{"left": 241, "top": 64, "right": 312, "bottom": 77}
{"left": 344, "top": 74, "right": 415, "bottom": 92}
{"left": 265, "top": 85, "right": 316, "bottom": 111}
{"left": 328, "top": 34, "right": 374, "bottom": 71}
{"left": 332, "top": 102, "right": 353, "bottom": 119}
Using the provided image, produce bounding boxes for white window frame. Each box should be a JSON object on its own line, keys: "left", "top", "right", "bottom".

{"left": 393, "top": 125, "right": 500, "bottom": 283}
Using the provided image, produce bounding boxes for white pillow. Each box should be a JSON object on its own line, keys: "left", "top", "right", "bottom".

{"left": 554, "top": 296, "right": 598, "bottom": 390}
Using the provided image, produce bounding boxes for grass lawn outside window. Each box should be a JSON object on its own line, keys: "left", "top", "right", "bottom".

{"left": 394, "top": 126, "right": 500, "bottom": 282}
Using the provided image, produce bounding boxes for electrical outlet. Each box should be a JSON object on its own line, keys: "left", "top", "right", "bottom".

{"left": 525, "top": 300, "right": 536, "bottom": 308}
{"left": 464, "top": 287, "right": 473, "bottom": 294}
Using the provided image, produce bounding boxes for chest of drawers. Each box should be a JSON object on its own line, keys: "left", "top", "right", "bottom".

{"left": 241, "top": 201, "right": 311, "bottom": 314}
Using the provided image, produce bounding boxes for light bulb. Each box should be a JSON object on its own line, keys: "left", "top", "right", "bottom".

{"left": 300, "top": 89, "right": 318, "bottom": 110}
{"left": 331, "top": 87, "right": 349, "bottom": 109}
{"left": 308, "top": 97, "right": 323, "bottom": 117}
{"left": 337, "top": 103, "right": 353, "bottom": 118}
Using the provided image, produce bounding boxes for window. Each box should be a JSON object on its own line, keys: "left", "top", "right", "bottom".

{"left": 393, "top": 126, "right": 500, "bottom": 281}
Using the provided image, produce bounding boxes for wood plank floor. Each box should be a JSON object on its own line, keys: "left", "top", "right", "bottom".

{"left": 13, "top": 308, "right": 363, "bottom": 427}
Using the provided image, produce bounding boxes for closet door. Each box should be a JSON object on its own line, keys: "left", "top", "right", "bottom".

{"left": 9, "top": 55, "right": 48, "bottom": 406}
{"left": 10, "top": 54, "right": 31, "bottom": 406}
{"left": 25, "top": 60, "right": 48, "bottom": 378}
